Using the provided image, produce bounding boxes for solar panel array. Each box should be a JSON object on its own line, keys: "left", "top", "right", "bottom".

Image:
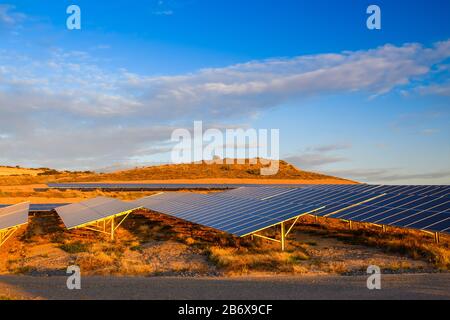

{"left": 3, "top": 184, "right": 449, "bottom": 237}
{"left": 0, "top": 202, "right": 30, "bottom": 230}
{"left": 56, "top": 197, "right": 139, "bottom": 229}
{"left": 134, "top": 192, "right": 323, "bottom": 237}
{"left": 44, "top": 183, "right": 263, "bottom": 191}
{"left": 0, "top": 203, "right": 70, "bottom": 213}
{"left": 293, "top": 184, "right": 450, "bottom": 198}
{"left": 219, "top": 186, "right": 450, "bottom": 234}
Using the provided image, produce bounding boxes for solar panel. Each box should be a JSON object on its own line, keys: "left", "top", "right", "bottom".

{"left": 0, "top": 203, "right": 70, "bottom": 213}
{"left": 301, "top": 184, "right": 450, "bottom": 198}
{"left": 0, "top": 202, "right": 29, "bottom": 230}
{"left": 134, "top": 193, "right": 323, "bottom": 237}
{"left": 45, "top": 183, "right": 259, "bottom": 191}
{"left": 220, "top": 186, "right": 450, "bottom": 234}
{"left": 56, "top": 197, "right": 139, "bottom": 229}
{"left": 218, "top": 187, "right": 297, "bottom": 200}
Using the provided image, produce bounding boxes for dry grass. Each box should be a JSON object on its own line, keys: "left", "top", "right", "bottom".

{"left": 0, "top": 166, "right": 44, "bottom": 176}
{"left": 208, "top": 246, "right": 310, "bottom": 275}
{"left": 294, "top": 216, "right": 450, "bottom": 271}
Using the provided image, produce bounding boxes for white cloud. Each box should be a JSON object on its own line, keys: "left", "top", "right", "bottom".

{"left": 323, "top": 168, "right": 450, "bottom": 184}
{"left": 152, "top": 10, "right": 173, "bottom": 15}
{"left": 417, "top": 82, "right": 450, "bottom": 96}
{"left": 1, "top": 40, "right": 450, "bottom": 169}
{"left": 420, "top": 128, "right": 439, "bottom": 136}
{"left": 285, "top": 154, "right": 347, "bottom": 169}
{"left": 285, "top": 143, "right": 350, "bottom": 169}
{"left": 0, "top": 4, "right": 25, "bottom": 27}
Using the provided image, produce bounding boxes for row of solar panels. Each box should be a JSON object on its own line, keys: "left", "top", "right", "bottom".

{"left": 42, "top": 183, "right": 450, "bottom": 198}
{"left": 219, "top": 187, "right": 450, "bottom": 233}
{"left": 294, "top": 184, "right": 450, "bottom": 198}
{"left": 0, "top": 199, "right": 139, "bottom": 242}
{"left": 41, "top": 183, "right": 260, "bottom": 191}
{"left": 134, "top": 193, "right": 323, "bottom": 237}
{"left": 0, "top": 203, "right": 30, "bottom": 231}
{"left": 2, "top": 185, "right": 449, "bottom": 242}
{"left": 0, "top": 203, "right": 69, "bottom": 212}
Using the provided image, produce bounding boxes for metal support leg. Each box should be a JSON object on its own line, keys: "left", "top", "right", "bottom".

{"left": 281, "top": 222, "right": 286, "bottom": 251}
{"left": 349, "top": 221, "right": 352, "bottom": 230}
{"left": 0, "top": 227, "right": 19, "bottom": 247}
{"left": 111, "top": 217, "right": 115, "bottom": 241}
{"left": 435, "top": 232, "right": 440, "bottom": 244}
{"left": 382, "top": 225, "right": 387, "bottom": 233}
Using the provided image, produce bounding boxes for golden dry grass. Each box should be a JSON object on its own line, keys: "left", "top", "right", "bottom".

{"left": 294, "top": 216, "right": 450, "bottom": 271}
{"left": 0, "top": 166, "right": 44, "bottom": 176}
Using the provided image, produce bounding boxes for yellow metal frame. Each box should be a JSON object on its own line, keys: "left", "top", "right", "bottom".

{"left": 243, "top": 206, "right": 325, "bottom": 251}
{"left": 421, "top": 229, "right": 441, "bottom": 244}
{"left": 67, "top": 209, "right": 135, "bottom": 240}
{"left": 0, "top": 223, "right": 26, "bottom": 247}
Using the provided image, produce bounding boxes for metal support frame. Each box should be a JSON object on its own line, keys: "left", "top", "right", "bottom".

{"left": 420, "top": 230, "right": 442, "bottom": 244}
{"left": 71, "top": 210, "right": 133, "bottom": 241}
{"left": 247, "top": 207, "right": 325, "bottom": 251}
{"left": 435, "top": 232, "right": 440, "bottom": 244}
{"left": 0, "top": 226, "right": 20, "bottom": 247}
{"left": 281, "top": 222, "right": 286, "bottom": 251}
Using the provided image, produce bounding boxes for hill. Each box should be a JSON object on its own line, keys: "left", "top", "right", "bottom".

{"left": 73, "top": 159, "right": 355, "bottom": 183}
{"left": 0, "top": 160, "right": 356, "bottom": 186}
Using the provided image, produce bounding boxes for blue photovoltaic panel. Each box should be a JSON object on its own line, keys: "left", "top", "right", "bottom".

{"left": 29, "top": 184, "right": 450, "bottom": 235}
{"left": 0, "top": 202, "right": 29, "bottom": 230}
{"left": 308, "top": 184, "right": 450, "bottom": 198}
{"left": 220, "top": 186, "right": 450, "bottom": 234}
{"left": 218, "top": 186, "right": 297, "bottom": 200}
{"left": 45, "top": 183, "right": 450, "bottom": 198}
{"left": 56, "top": 197, "right": 140, "bottom": 229}
{"left": 46, "top": 183, "right": 305, "bottom": 191}
{"left": 0, "top": 204, "right": 69, "bottom": 213}
{"left": 134, "top": 192, "right": 322, "bottom": 237}
{"left": 316, "top": 193, "right": 450, "bottom": 233}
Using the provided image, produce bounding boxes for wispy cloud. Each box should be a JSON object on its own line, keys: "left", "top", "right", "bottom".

{"left": 152, "top": 10, "right": 173, "bottom": 16}
{"left": 417, "top": 82, "right": 450, "bottom": 96}
{"left": 285, "top": 154, "right": 347, "bottom": 169}
{"left": 420, "top": 128, "right": 439, "bottom": 136}
{"left": 285, "top": 143, "right": 350, "bottom": 169}
{"left": 152, "top": 0, "right": 175, "bottom": 15}
{"left": 0, "top": 4, "right": 25, "bottom": 27}
{"left": 306, "top": 143, "right": 351, "bottom": 153}
{"left": 323, "top": 168, "right": 450, "bottom": 184}
{"left": 0, "top": 40, "right": 449, "bottom": 169}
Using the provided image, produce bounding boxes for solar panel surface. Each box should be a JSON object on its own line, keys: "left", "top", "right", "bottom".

{"left": 56, "top": 197, "right": 139, "bottom": 229}
{"left": 134, "top": 193, "right": 323, "bottom": 236}
{"left": 0, "top": 204, "right": 69, "bottom": 212}
{"left": 222, "top": 187, "right": 450, "bottom": 234}
{"left": 0, "top": 202, "right": 29, "bottom": 230}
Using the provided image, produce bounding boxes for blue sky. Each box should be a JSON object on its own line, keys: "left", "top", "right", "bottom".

{"left": 0, "top": 0, "right": 449, "bottom": 184}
